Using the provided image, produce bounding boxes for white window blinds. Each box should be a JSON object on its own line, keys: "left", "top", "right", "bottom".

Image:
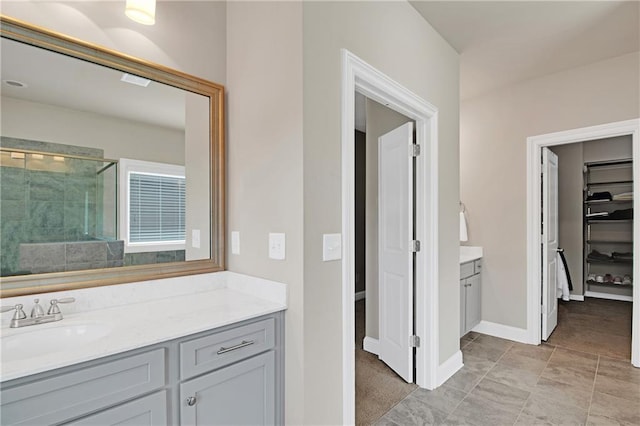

{"left": 129, "top": 172, "right": 185, "bottom": 243}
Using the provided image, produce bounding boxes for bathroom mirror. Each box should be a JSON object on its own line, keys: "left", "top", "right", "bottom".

{"left": 0, "top": 16, "right": 225, "bottom": 297}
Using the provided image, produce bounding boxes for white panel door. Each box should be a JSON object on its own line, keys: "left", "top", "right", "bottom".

{"left": 378, "top": 122, "right": 414, "bottom": 383}
{"left": 542, "top": 147, "right": 559, "bottom": 341}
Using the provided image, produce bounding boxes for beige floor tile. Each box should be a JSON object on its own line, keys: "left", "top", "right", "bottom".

{"left": 594, "top": 374, "right": 640, "bottom": 403}
{"left": 380, "top": 395, "right": 449, "bottom": 426}
{"left": 547, "top": 347, "right": 598, "bottom": 372}
{"left": 589, "top": 391, "right": 640, "bottom": 425}
{"left": 485, "top": 362, "right": 541, "bottom": 392}
{"left": 499, "top": 350, "right": 548, "bottom": 374}
{"left": 461, "top": 354, "right": 496, "bottom": 376}
{"left": 540, "top": 363, "right": 596, "bottom": 389}
{"left": 508, "top": 342, "right": 555, "bottom": 362}
{"left": 410, "top": 386, "right": 468, "bottom": 415}
{"left": 532, "top": 377, "right": 593, "bottom": 409}
{"left": 469, "top": 378, "right": 530, "bottom": 412}
{"left": 597, "top": 356, "right": 640, "bottom": 385}
{"left": 443, "top": 393, "right": 521, "bottom": 426}
{"left": 472, "top": 334, "right": 514, "bottom": 352}
{"left": 461, "top": 341, "right": 508, "bottom": 363}
{"left": 514, "top": 414, "right": 554, "bottom": 425}
{"left": 443, "top": 366, "right": 484, "bottom": 393}
{"left": 521, "top": 393, "right": 588, "bottom": 425}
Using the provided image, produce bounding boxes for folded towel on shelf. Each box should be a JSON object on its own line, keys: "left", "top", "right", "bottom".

{"left": 607, "top": 208, "right": 633, "bottom": 220}
{"left": 587, "top": 250, "right": 612, "bottom": 261}
{"left": 613, "top": 192, "right": 633, "bottom": 201}
{"left": 611, "top": 251, "right": 633, "bottom": 261}
{"left": 587, "top": 191, "right": 612, "bottom": 201}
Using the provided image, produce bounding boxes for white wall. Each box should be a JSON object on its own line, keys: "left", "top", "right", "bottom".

{"left": 225, "top": 3, "right": 304, "bottom": 424}
{"left": 461, "top": 52, "right": 640, "bottom": 329}
{"left": 303, "top": 2, "right": 459, "bottom": 423}
{"left": 364, "top": 98, "right": 413, "bottom": 340}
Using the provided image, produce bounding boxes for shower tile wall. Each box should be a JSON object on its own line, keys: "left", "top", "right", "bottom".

{"left": 0, "top": 137, "right": 108, "bottom": 275}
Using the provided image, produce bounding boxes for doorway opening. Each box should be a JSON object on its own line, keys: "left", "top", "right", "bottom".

{"left": 526, "top": 119, "right": 640, "bottom": 367}
{"left": 341, "top": 50, "right": 440, "bottom": 424}
{"left": 354, "top": 93, "right": 418, "bottom": 424}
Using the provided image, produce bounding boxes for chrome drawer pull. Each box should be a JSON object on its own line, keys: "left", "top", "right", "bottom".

{"left": 217, "top": 339, "right": 255, "bottom": 355}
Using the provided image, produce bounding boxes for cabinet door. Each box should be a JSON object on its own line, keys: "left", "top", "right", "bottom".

{"left": 466, "top": 274, "right": 481, "bottom": 332}
{"left": 460, "top": 279, "right": 467, "bottom": 337}
{"left": 180, "top": 351, "right": 275, "bottom": 426}
{"left": 64, "top": 391, "right": 167, "bottom": 426}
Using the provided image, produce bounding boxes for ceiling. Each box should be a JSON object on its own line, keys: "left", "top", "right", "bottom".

{"left": 411, "top": 1, "right": 640, "bottom": 100}
{"left": 1, "top": 37, "right": 187, "bottom": 131}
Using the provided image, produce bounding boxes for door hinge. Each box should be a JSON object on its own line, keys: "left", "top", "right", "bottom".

{"left": 410, "top": 335, "right": 421, "bottom": 348}
{"left": 411, "top": 240, "right": 421, "bottom": 252}
{"left": 411, "top": 144, "right": 421, "bottom": 157}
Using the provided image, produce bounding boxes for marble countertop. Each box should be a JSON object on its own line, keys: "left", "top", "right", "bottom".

{"left": 0, "top": 272, "right": 286, "bottom": 382}
{"left": 460, "top": 246, "right": 483, "bottom": 264}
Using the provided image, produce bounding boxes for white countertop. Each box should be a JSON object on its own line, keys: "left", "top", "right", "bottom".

{"left": 0, "top": 272, "right": 287, "bottom": 382}
{"left": 460, "top": 246, "right": 483, "bottom": 264}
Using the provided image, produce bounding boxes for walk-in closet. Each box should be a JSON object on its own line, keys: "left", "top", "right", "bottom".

{"left": 549, "top": 135, "right": 633, "bottom": 359}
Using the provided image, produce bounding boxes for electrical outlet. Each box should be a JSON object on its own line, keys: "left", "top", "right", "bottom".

{"left": 323, "top": 233, "right": 341, "bottom": 261}
{"left": 231, "top": 231, "right": 240, "bottom": 255}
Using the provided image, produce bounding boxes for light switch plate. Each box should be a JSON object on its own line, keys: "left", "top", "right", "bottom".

{"left": 323, "top": 233, "right": 341, "bottom": 261}
{"left": 231, "top": 231, "right": 240, "bottom": 255}
{"left": 192, "top": 229, "right": 200, "bottom": 249}
{"left": 269, "top": 233, "right": 285, "bottom": 260}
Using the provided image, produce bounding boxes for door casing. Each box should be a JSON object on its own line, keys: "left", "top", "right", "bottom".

{"left": 526, "top": 119, "right": 640, "bottom": 367}
{"left": 341, "top": 49, "right": 440, "bottom": 425}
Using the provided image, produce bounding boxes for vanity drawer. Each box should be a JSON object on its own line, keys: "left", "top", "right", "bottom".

{"left": 180, "top": 317, "right": 275, "bottom": 380}
{"left": 0, "top": 348, "right": 165, "bottom": 426}
{"left": 460, "top": 261, "right": 475, "bottom": 279}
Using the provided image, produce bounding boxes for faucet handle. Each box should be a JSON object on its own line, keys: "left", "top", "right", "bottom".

{"left": 31, "top": 299, "right": 45, "bottom": 318}
{"left": 1, "top": 304, "right": 27, "bottom": 320}
{"left": 47, "top": 297, "right": 76, "bottom": 315}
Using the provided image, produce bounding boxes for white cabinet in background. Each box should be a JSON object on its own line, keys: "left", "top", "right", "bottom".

{"left": 460, "top": 259, "right": 482, "bottom": 337}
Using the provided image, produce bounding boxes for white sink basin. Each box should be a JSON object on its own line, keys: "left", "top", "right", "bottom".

{"left": 1, "top": 322, "right": 112, "bottom": 363}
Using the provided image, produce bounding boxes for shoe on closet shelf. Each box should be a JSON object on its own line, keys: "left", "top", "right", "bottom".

{"left": 604, "top": 274, "right": 613, "bottom": 283}
{"left": 613, "top": 276, "right": 623, "bottom": 285}
{"left": 595, "top": 275, "right": 604, "bottom": 283}
{"left": 587, "top": 274, "right": 596, "bottom": 282}
{"left": 623, "top": 275, "right": 632, "bottom": 285}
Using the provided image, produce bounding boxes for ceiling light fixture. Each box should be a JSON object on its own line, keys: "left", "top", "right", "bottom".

{"left": 121, "top": 73, "right": 151, "bottom": 87}
{"left": 125, "top": 0, "right": 156, "bottom": 26}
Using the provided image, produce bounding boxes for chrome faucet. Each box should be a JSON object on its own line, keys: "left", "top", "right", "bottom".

{"left": 1, "top": 297, "right": 75, "bottom": 328}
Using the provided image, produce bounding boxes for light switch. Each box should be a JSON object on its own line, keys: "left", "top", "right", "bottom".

{"left": 192, "top": 229, "right": 200, "bottom": 248}
{"left": 231, "top": 231, "right": 240, "bottom": 255}
{"left": 323, "top": 233, "right": 341, "bottom": 261}
{"left": 269, "top": 233, "right": 286, "bottom": 260}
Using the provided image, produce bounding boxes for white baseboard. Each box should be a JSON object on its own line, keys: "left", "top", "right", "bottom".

{"left": 363, "top": 337, "right": 379, "bottom": 355}
{"left": 437, "top": 350, "right": 463, "bottom": 387}
{"left": 570, "top": 294, "right": 584, "bottom": 301}
{"left": 355, "top": 291, "right": 366, "bottom": 302}
{"left": 585, "top": 291, "right": 633, "bottom": 302}
{"left": 472, "top": 320, "right": 530, "bottom": 344}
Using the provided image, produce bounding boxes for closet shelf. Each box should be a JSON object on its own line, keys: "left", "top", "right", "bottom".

{"left": 586, "top": 258, "right": 633, "bottom": 265}
{"left": 587, "top": 240, "right": 633, "bottom": 245}
{"left": 586, "top": 219, "right": 633, "bottom": 224}
{"left": 586, "top": 180, "right": 633, "bottom": 187}
{"left": 585, "top": 280, "right": 633, "bottom": 287}
{"left": 584, "top": 199, "right": 633, "bottom": 205}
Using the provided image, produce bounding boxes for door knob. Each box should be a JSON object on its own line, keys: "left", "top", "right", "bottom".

{"left": 186, "top": 396, "right": 197, "bottom": 406}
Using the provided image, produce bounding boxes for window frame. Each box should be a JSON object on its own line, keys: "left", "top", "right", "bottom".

{"left": 119, "top": 158, "right": 187, "bottom": 253}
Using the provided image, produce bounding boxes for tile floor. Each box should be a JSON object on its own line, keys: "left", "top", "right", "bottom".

{"left": 375, "top": 333, "right": 640, "bottom": 425}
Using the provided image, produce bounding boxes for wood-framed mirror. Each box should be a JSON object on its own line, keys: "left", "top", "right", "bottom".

{"left": 0, "top": 15, "right": 225, "bottom": 297}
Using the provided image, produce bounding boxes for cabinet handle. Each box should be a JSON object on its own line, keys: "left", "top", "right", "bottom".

{"left": 217, "top": 339, "right": 255, "bottom": 355}
{"left": 186, "top": 396, "right": 197, "bottom": 406}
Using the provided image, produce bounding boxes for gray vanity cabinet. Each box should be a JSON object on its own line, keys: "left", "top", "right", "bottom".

{"left": 460, "top": 259, "right": 482, "bottom": 337}
{"left": 180, "top": 352, "right": 275, "bottom": 425}
{"left": 0, "top": 312, "right": 284, "bottom": 426}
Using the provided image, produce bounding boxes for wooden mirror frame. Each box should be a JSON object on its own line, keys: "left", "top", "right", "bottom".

{"left": 0, "top": 15, "right": 225, "bottom": 297}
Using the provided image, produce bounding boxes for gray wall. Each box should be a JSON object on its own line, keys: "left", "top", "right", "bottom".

{"left": 226, "top": 3, "right": 304, "bottom": 424}
{"left": 460, "top": 51, "right": 640, "bottom": 329}
{"left": 303, "top": 2, "right": 459, "bottom": 423}
{"left": 365, "top": 99, "right": 413, "bottom": 340}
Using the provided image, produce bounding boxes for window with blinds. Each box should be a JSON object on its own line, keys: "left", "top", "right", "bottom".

{"left": 128, "top": 172, "right": 186, "bottom": 243}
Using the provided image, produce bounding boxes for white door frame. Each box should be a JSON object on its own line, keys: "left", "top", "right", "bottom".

{"left": 341, "top": 49, "right": 439, "bottom": 424}
{"left": 526, "top": 118, "right": 640, "bottom": 367}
